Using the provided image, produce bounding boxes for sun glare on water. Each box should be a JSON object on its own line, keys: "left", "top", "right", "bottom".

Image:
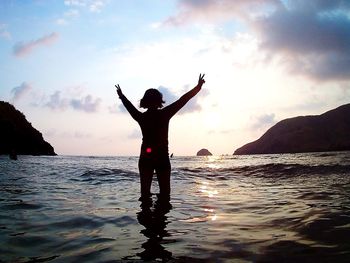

{"left": 200, "top": 183, "right": 219, "bottom": 198}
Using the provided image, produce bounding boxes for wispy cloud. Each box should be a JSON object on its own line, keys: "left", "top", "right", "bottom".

{"left": 13, "top": 32, "right": 59, "bottom": 57}
{"left": 64, "top": 9, "right": 80, "bottom": 17}
{"left": 64, "top": 0, "right": 87, "bottom": 7}
{"left": 56, "top": 8, "right": 80, "bottom": 25}
{"left": 208, "top": 128, "right": 236, "bottom": 135}
{"left": 11, "top": 82, "right": 33, "bottom": 102}
{"left": 64, "top": 0, "right": 107, "bottom": 13}
{"left": 56, "top": 18, "right": 69, "bottom": 25}
{"left": 0, "top": 23, "right": 11, "bottom": 40}
{"left": 44, "top": 128, "right": 92, "bottom": 139}
{"left": 57, "top": 1, "right": 107, "bottom": 25}
{"left": 89, "top": 1, "right": 105, "bottom": 13}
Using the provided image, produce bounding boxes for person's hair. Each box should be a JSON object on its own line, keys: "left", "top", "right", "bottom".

{"left": 140, "top": 89, "right": 165, "bottom": 109}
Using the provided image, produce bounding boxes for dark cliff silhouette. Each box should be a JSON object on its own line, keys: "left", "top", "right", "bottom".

{"left": 196, "top": 148, "right": 212, "bottom": 156}
{"left": 234, "top": 104, "right": 350, "bottom": 155}
{"left": 0, "top": 101, "right": 56, "bottom": 156}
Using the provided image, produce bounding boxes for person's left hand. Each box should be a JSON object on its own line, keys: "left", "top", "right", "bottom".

{"left": 198, "top": 73, "right": 205, "bottom": 86}
{"left": 115, "top": 84, "right": 123, "bottom": 97}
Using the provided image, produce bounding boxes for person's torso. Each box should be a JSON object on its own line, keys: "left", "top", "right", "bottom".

{"left": 138, "top": 109, "right": 171, "bottom": 154}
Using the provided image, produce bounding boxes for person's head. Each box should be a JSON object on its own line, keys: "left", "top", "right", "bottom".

{"left": 140, "top": 89, "right": 165, "bottom": 109}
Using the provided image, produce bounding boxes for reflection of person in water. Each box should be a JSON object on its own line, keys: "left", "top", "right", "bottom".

{"left": 116, "top": 74, "right": 205, "bottom": 200}
{"left": 137, "top": 199, "right": 173, "bottom": 261}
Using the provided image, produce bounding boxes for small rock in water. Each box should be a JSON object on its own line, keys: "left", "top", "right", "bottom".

{"left": 196, "top": 148, "right": 212, "bottom": 156}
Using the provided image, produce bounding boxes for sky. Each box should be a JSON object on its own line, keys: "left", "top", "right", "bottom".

{"left": 1, "top": 0, "right": 350, "bottom": 156}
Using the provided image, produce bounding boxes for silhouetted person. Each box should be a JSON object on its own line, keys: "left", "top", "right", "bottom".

{"left": 116, "top": 74, "right": 205, "bottom": 200}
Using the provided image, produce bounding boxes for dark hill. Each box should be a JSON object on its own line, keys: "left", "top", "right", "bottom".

{"left": 234, "top": 104, "right": 350, "bottom": 155}
{"left": 0, "top": 101, "right": 56, "bottom": 156}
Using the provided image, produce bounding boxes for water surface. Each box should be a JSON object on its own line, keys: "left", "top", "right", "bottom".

{"left": 1, "top": 152, "right": 350, "bottom": 262}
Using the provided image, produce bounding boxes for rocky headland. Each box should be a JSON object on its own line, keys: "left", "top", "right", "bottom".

{"left": 0, "top": 101, "right": 56, "bottom": 156}
{"left": 234, "top": 104, "right": 350, "bottom": 155}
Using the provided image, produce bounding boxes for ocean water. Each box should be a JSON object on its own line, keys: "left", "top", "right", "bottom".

{"left": 1, "top": 152, "right": 350, "bottom": 262}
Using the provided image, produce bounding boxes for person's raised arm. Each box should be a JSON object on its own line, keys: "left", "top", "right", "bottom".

{"left": 164, "top": 74, "right": 205, "bottom": 117}
{"left": 115, "top": 84, "right": 142, "bottom": 122}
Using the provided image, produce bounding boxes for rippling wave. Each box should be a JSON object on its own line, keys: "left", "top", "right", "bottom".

{"left": 0, "top": 152, "right": 349, "bottom": 262}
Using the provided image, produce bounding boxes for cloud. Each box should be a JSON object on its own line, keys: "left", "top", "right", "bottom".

{"left": 159, "top": 85, "right": 209, "bottom": 114}
{"left": 45, "top": 89, "right": 101, "bottom": 113}
{"left": 57, "top": 1, "right": 106, "bottom": 25}
{"left": 9, "top": 82, "right": 101, "bottom": 113}
{"left": 108, "top": 101, "right": 128, "bottom": 114}
{"left": 163, "top": 0, "right": 280, "bottom": 26}
{"left": 45, "top": 91, "right": 69, "bottom": 110}
{"left": 13, "top": 32, "right": 59, "bottom": 57}
{"left": 255, "top": 2, "right": 350, "bottom": 80}
{"left": 44, "top": 128, "right": 92, "bottom": 139}
{"left": 70, "top": 95, "right": 102, "bottom": 112}
{"left": 108, "top": 104, "right": 120, "bottom": 114}
{"left": 165, "top": 0, "right": 350, "bottom": 81}
{"left": 118, "top": 104, "right": 128, "bottom": 113}
{"left": 64, "top": 0, "right": 107, "bottom": 13}
{"left": 158, "top": 85, "right": 177, "bottom": 104}
{"left": 179, "top": 87, "right": 209, "bottom": 114}
{"left": 0, "top": 23, "right": 11, "bottom": 40}
{"left": 208, "top": 128, "right": 236, "bottom": 135}
{"left": 55, "top": 18, "right": 68, "bottom": 25}
{"left": 114, "top": 86, "right": 175, "bottom": 115}
{"left": 89, "top": 1, "right": 105, "bottom": 13}
{"left": 56, "top": 8, "right": 80, "bottom": 25}
{"left": 64, "top": 0, "right": 87, "bottom": 7}
{"left": 250, "top": 113, "right": 276, "bottom": 130}
{"left": 128, "top": 129, "right": 141, "bottom": 139}
{"left": 73, "top": 131, "right": 92, "bottom": 138}
{"left": 115, "top": 85, "right": 209, "bottom": 115}
{"left": 64, "top": 9, "right": 80, "bottom": 17}
{"left": 11, "top": 82, "right": 33, "bottom": 102}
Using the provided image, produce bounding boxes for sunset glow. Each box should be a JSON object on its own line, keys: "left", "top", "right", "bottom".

{"left": 1, "top": 1, "right": 349, "bottom": 155}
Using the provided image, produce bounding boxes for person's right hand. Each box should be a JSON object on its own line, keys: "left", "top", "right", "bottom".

{"left": 115, "top": 84, "right": 123, "bottom": 97}
{"left": 198, "top": 73, "right": 205, "bottom": 86}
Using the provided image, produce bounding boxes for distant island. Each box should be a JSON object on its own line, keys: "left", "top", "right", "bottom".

{"left": 0, "top": 101, "right": 56, "bottom": 156}
{"left": 234, "top": 104, "right": 350, "bottom": 155}
{"left": 197, "top": 148, "right": 212, "bottom": 156}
